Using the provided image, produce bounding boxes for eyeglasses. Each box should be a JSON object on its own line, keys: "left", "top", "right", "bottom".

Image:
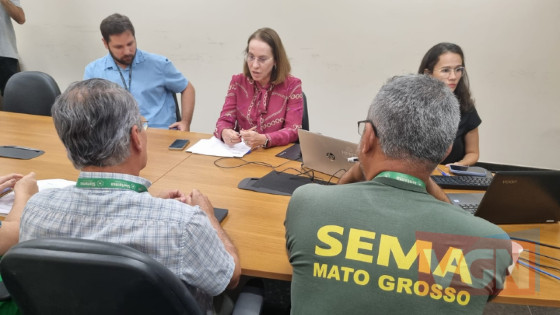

{"left": 436, "top": 66, "right": 465, "bottom": 78}
{"left": 141, "top": 120, "right": 148, "bottom": 131}
{"left": 357, "top": 120, "right": 378, "bottom": 137}
{"left": 246, "top": 54, "right": 272, "bottom": 65}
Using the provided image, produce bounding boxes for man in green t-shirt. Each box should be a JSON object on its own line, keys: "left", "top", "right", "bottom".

{"left": 285, "top": 74, "right": 512, "bottom": 315}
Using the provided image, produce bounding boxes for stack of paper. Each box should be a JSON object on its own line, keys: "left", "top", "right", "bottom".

{"left": 187, "top": 136, "right": 251, "bottom": 158}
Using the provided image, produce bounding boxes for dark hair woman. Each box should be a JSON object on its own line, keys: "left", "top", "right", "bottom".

{"left": 419, "top": 42, "right": 480, "bottom": 166}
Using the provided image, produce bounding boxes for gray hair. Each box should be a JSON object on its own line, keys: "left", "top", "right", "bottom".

{"left": 368, "top": 74, "right": 460, "bottom": 170}
{"left": 51, "top": 79, "right": 141, "bottom": 169}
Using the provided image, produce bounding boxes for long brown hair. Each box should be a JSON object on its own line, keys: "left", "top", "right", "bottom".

{"left": 243, "top": 27, "right": 291, "bottom": 85}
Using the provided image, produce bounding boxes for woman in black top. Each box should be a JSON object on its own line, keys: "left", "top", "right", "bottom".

{"left": 419, "top": 43, "right": 480, "bottom": 166}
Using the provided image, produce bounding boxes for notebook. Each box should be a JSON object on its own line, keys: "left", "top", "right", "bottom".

{"left": 447, "top": 171, "right": 560, "bottom": 224}
{"left": 298, "top": 129, "right": 358, "bottom": 177}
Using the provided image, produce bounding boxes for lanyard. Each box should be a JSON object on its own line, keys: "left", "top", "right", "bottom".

{"left": 115, "top": 60, "right": 132, "bottom": 91}
{"left": 76, "top": 178, "right": 147, "bottom": 193}
{"left": 375, "top": 171, "right": 426, "bottom": 188}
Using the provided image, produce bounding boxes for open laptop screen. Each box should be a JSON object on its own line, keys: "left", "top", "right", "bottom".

{"left": 298, "top": 130, "right": 358, "bottom": 178}
{"left": 448, "top": 171, "right": 560, "bottom": 224}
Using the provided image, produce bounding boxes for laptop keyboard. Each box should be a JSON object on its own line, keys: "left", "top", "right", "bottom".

{"left": 458, "top": 203, "right": 479, "bottom": 215}
{"left": 431, "top": 175, "right": 492, "bottom": 190}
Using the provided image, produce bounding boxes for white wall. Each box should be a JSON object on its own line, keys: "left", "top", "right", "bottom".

{"left": 13, "top": 0, "right": 560, "bottom": 169}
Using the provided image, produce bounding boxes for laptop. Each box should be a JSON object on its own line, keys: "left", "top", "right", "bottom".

{"left": 447, "top": 171, "right": 560, "bottom": 224}
{"left": 298, "top": 129, "right": 358, "bottom": 177}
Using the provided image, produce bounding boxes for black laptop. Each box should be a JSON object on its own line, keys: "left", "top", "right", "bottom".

{"left": 447, "top": 171, "right": 560, "bottom": 224}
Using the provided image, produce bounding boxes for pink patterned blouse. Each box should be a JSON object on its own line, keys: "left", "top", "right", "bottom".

{"left": 214, "top": 73, "right": 303, "bottom": 148}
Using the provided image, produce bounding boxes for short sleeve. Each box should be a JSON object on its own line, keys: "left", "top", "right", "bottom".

{"left": 179, "top": 208, "right": 235, "bottom": 296}
{"left": 162, "top": 59, "right": 188, "bottom": 94}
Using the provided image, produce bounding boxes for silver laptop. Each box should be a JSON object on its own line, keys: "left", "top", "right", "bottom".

{"left": 298, "top": 129, "right": 358, "bottom": 177}
{"left": 447, "top": 171, "right": 560, "bottom": 224}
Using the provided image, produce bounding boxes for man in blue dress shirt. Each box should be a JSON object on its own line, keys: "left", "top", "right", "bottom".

{"left": 84, "top": 13, "right": 195, "bottom": 131}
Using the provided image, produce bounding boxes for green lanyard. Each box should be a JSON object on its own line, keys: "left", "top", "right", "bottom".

{"left": 76, "top": 178, "right": 147, "bottom": 193}
{"left": 375, "top": 171, "right": 426, "bottom": 188}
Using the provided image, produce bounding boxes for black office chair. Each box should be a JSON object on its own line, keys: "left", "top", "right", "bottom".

{"left": 3, "top": 71, "right": 61, "bottom": 116}
{"left": 302, "top": 92, "right": 309, "bottom": 131}
{"left": 173, "top": 93, "right": 181, "bottom": 122}
{"left": 0, "top": 281, "right": 9, "bottom": 301}
{"left": 0, "top": 238, "right": 203, "bottom": 315}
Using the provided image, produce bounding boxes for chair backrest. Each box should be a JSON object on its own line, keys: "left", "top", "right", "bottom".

{"left": 3, "top": 71, "right": 61, "bottom": 116}
{"left": 173, "top": 93, "right": 181, "bottom": 122}
{"left": 0, "top": 238, "right": 202, "bottom": 315}
{"left": 302, "top": 92, "right": 309, "bottom": 131}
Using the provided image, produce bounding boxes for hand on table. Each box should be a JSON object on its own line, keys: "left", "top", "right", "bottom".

{"left": 185, "top": 189, "right": 214, "bottom": 218}
{"left": 222, "top": 128, "right": 242, "bottom": 146}
{"left": 0, "top": 173, "right": 23, "bottom": 194}
{"left": 169, "top": 120, "right": 189, "bottom": 131}
{"left": 13, "top": 172, "right": 38, "bottom": 199}
{"left": 240, "top": 127, "right": 266, "bottom": 149}
{"left": 157, "top": 189, "right": 187, "bottom": 203}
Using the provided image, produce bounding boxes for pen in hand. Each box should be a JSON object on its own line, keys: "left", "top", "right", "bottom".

{"left": 0, "top": 187, "right": 13, "bottom": 198}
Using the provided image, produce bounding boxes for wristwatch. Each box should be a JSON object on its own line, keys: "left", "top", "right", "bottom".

{"left": 263, "top": 137, "right": 269, "bottom": 148}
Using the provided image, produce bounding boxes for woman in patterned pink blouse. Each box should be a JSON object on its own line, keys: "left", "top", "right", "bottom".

{"left": 214, "top": 27, "right": 303, "bottom": 149}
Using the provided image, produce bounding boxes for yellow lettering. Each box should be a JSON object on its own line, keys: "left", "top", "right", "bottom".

{"left": 414, "top": 280, "right": 430, "bottom": 296}
{"left": 377, "top": 235, "right": 433, "bottom": 273}
{"left": 397, "top": 277, "right": 413, "bottom": 294}
{"left": 456, "top": 291, "right": 470, "bottom": 306}
{"left": 345, "top": 228, "right": 376, "bottom": 263}
{"left": 377, "top": 275, "right": 467, "bottom": 306}
{"left": 430, "top": 283, "right": 443, "bottom": 300}
{"left": 354, "top": 270, "right": 370, "bottom": 285}
{"left": 313, "top": 263, "right": 328, "bottom": 278}
{"left": 327, "top": 264, "right": 340, "bottom": 281}
{"left": 443, "top": 286, "right": 456, "bottom": 303}
{"left": 433, "top": 247, "right": 472, "bottom": 285}
{"left": 378, "top": 275, "right": 395, "bottom": 291}
{"left": 315, "top": 225, "right": 344, "bottom": 257}
{"left": 340, "top": 266, "right": 354, "bottom": 282}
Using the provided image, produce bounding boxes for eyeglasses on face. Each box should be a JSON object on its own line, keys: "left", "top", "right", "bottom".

{"left": 141, "top": 120, "right": 148, "bottom": 131}
{"left": 357, "top": 120, "right": 378, "bottom": 137}
{"left": 246, "top": 54, "right": 272, "bottom": 65}
{"left": 436, "top": 66, "right": 465, "bottom": 77}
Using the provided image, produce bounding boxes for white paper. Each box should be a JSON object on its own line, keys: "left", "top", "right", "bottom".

{"left": 0, "top": 179, "right": 76, "bottom": 215}
{"left": 186, "top": 136, "right": 251, "bottom": 158}
{"left": 508, "top": 241, "right": 524, "bottom": 275}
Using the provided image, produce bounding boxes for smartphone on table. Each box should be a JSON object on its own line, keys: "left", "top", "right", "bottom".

{"left": 168, "top": 139, "right": 189, "bottom": 150}
{"left": 448, "top": 165, "right": 487, "bottom": 177}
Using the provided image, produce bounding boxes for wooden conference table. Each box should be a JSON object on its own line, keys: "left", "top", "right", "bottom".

{"left": 1, "top": 112, "right": 559, "bottom": 307}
